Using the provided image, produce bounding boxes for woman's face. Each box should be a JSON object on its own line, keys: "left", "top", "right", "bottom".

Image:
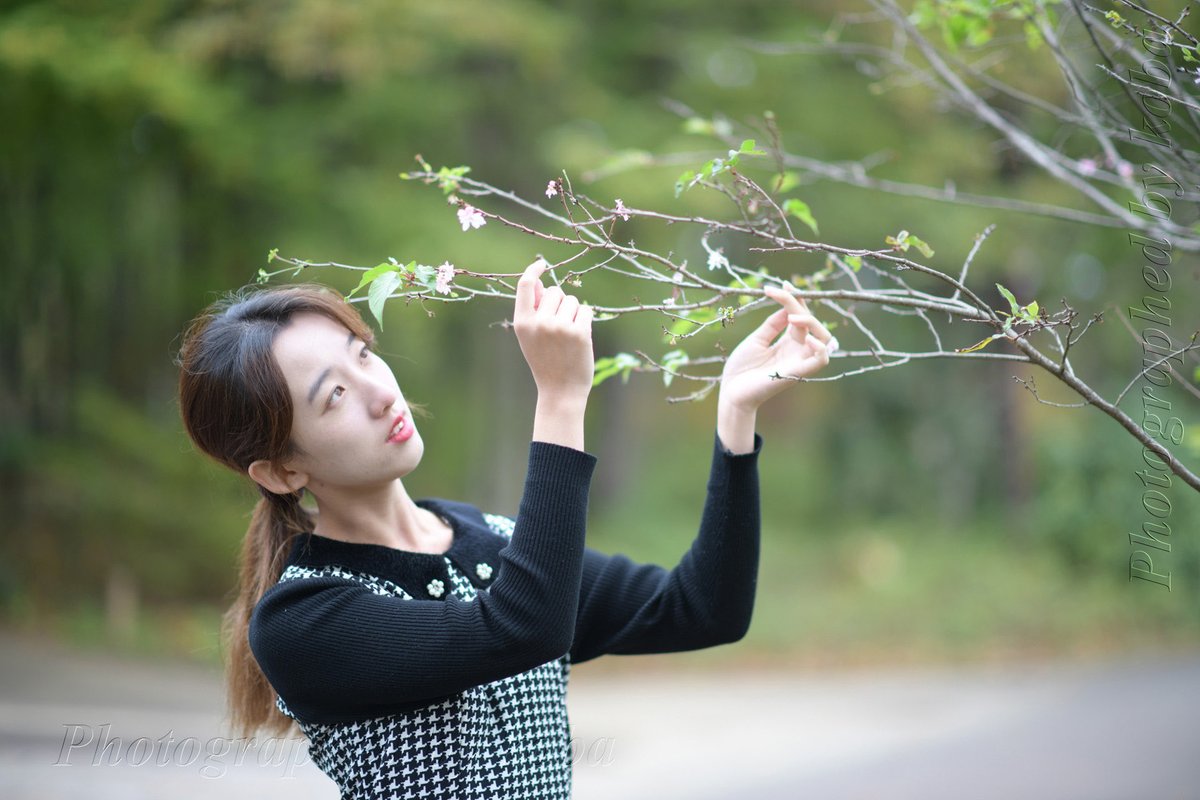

{"left": 270, "top": 311, "right": 424, "bottom": 496}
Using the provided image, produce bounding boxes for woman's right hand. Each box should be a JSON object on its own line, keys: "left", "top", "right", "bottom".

{"left": 513, "top": 259, "right": 594, "bottom": 403}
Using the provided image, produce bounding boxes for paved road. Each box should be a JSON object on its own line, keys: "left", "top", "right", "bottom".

{"left": 2, "top": 631, "right": 1197, "bottom": 799}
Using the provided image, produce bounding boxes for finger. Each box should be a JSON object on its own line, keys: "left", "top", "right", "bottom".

{"left": 764, "top": 286, "right": 834, "bottom": 344}
{"left": 762, "top": 285, "right": 806, "bottom": 315}
{"left": 802, "top": 332, "right": 831, "bottom": 366}
{"left": 515, "top": 259, "right": 547, "bottom": 317}
{"left": 779, "top": 300, "right": 834, "bottom": 345}
{"left": 558, "top": 294, "right": 580, "bottom": 321}
{"left": 576, "top": 303, "right": 594, "bottom": 332}
{"left": 577, "top": 302, "right": 594, "bottom": 324}
{"left": 788, "top": 315, "right": 837, "bottom": 357}
{"left": 810, "top": 334, "right": 831, "bottom": 366}
{"left": 785, "top": 314, "right": 812, "bottom": 347}
{"left": 747, "top": 307, "right": 790, "bottom": 348}
{"left": 537, "top": 285, "right": 565, "bottom": 318}
{"left": 780, "top": 338, "right": 830, "bottom": 379}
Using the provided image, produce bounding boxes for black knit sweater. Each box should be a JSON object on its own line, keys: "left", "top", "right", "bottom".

{"left": 248, "top": 428, "right": 763, "bottom": 799}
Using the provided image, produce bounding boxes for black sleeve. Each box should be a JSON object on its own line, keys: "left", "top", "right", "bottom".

{"left": 248, "top": 440, "right": 597, "bottom": 725}
{"left": 568, "top": 428, "right": 762, "bottom": 665}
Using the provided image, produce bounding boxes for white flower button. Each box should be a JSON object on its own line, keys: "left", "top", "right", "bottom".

{"left": 426, "top": 579, "right": 445, "bottom": 598}
{"left": 476, "top": 563, "right": 493, "bottom": 581}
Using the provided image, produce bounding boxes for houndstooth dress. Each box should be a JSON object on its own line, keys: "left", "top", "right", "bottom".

{"left": 272, "top": 511, "right": 575, "bottom": 800}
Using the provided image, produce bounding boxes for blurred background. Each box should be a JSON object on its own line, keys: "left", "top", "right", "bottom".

{"left": 2, "top": 1, "right": 1199, "bottom": 797}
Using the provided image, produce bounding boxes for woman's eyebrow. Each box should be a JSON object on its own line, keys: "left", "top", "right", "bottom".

{"left": 307, "top": 331, "right": 358, "bottom": 406}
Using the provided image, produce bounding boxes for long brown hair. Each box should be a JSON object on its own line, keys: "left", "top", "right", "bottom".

{"left": 174, "top": 282, "right": 428, "bottom": 737}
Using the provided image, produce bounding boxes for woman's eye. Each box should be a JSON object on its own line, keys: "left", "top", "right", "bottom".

{"left": 328, "top": 346, "right": 371, "bottom": 408}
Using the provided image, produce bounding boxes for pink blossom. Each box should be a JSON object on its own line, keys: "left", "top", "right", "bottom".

{"left": 614, "top": 199, "right": 631, "bottom": 221}
{"left": 1117, "top": 160, "right": 1134, "bottom": 179}
{"left": 435, "top": 262, "right": 455, "bottom": 295}
{"left": 457, "top": 204, "right": 486, "bottom": 231}
{"left": 546, "top": 180, "right": 559, "bottom": 198}
{"left": 1078, "top": 158, "right": 1097, "bottom": 176}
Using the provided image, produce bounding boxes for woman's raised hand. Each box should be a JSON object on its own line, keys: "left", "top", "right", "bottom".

{"left": 513, "top": 259, "right": 595, "bottom": 403}
{"left": 718, "top": 285, "right": 837, "bottom": 413}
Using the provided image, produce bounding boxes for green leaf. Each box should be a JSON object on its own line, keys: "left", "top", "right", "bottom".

{"left": 660, "top": 349, "right": 690, "bottom": 387}
{"left": 684, "top": 117, "right": 715, "bottom": 136}
{"left": 1023, "top": 300, "right": 1039, "bottom": 320}
{"left": 1023, "top": 20, "right": 1042, "bottom": 50}
{"left": 367, "top": 271, "right": 404, "bottom": 330}
{"left": 737, "top": 139, "right": 766, "bottom": 155}
{"left": 772, "top": 171, "right": 800, "bottom": 194}
{"left": 908, "top": 0, "right": 936, "bottom": 27}
{"left": 666, "top": 305, "right": 718, "bottom": 337}
{"left": 966, "top": 22, "right": 993, "bottom": 47}
{"left": 434, "top": 165, "right": 471, "bottom": 195}
{"left": 413, "top": 264, "right": 438, "bottom": 293}
{"left": 1193, "top": 365, "right": 1200, "bottom": 384}
{"left": 845, "top": 255, "right": 862, "bottom": 272}
{"left": 675, "top": 170, "right": 698, "bottom": 198}
{"left": 884, "top": 230, "right": 932, "bottom": 257}
{"left": 348, "top": 263, "right": 401, "bottom": 299}
{"left": 593, "top": 352, "right": 641, "bottom": 387}
{"left": 955, "top": 335, "right": 998, "bottom": 354}
{"left": 781, "top": 198, "right": 819, "bottom": 235}
{"left": 667, "top": 318, "right": 694, "bottom": 337}
{"left": 907, "top": 234, "right": 934, "bottom": 259}
{"left": 995, "top": 283, "right": 1020, "bottom": 317}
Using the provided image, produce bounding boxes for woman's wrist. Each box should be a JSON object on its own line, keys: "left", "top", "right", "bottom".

{"left": 532, "top": 393, "right": 588, "bottom": 451}
{"left": 716, "top": 399, "right": 757, "bottom": 455}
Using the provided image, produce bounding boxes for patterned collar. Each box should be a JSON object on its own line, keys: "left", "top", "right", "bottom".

{"left": 283, "top": 498, "right": 509, "bottom": 599}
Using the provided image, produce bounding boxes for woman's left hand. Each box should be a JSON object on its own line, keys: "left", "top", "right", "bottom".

{"left": 718, "top": 285, "right": 837, "bottom": 413}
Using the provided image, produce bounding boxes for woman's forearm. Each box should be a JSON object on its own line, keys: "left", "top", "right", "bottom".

{"left": 717, "top": 400, "right": 757, "bottom": 455}
{"left": 532, "top": 393, "right": 588, "bottom": 451}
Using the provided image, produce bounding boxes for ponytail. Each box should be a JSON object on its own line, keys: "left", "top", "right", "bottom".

{"left": 222, "top": 489, "right": 314, "bottom": 738}
{"left": 175, "top": 283, "right": 381, "bottom": 738}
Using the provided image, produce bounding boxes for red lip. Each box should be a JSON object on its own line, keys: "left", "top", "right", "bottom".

{"left": 386, "top": 412, "right": 408, "bottom": 442}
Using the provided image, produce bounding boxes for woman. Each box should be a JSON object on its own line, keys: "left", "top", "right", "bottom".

{"left": 175, "top": 259, "right": 832, "bottom": 799}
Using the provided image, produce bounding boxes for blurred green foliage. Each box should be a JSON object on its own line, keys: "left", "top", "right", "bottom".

{"left": 1, "top": 0, "right": 1197, "bottom": 663}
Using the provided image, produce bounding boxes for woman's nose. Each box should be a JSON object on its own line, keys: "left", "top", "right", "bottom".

{"left": 368, "top": 378, "right": 399, "bottom": 418}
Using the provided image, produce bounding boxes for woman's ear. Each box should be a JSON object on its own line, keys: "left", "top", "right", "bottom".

{"left": 248, "top": 459, "right": 308, "bottom": 496}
